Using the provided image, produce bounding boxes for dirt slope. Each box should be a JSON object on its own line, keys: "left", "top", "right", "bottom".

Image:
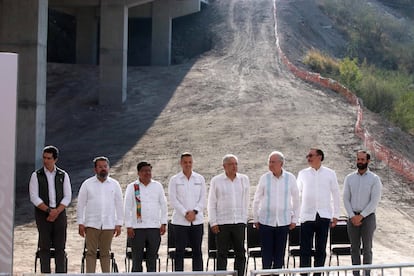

{"left": 13, "top": 0, "right": 414, "bottom": 274}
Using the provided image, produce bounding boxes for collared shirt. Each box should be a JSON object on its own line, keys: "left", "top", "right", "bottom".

{"left": 253, "top": 170, "right": 300, "bottom": 227}
{"left": 343, "top": 169, "right": 382, "bottom": 218}
{"left": 76, "top": 175, "right": 123, "bottom": 230}
{"left": 168, "top": 171, "right": 206, "bottom": 226}
{"left": 29, "top": 166, "right": 72, "bottom": 208}
{"left": 208, "top": 172, "right": 250, "bottom": 226}
{"left": 297, "top": 165, "right": 340, "bottom": 222}
{"left": 124, "top": 179, "right": 168, "bottom": 229}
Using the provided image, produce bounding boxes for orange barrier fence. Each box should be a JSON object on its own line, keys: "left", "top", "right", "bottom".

{"left": 273, "top": 0, "right": 414, "bottom": 182}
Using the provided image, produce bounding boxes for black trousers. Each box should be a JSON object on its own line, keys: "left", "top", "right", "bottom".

{"left": 173, "top": 223, "right": 204, "bottom": 271}
{"left": 35, "top": 208, "right": 67, "bottom": 273}
{"left": 131, "top": 228, "right": 161, "bottom": 272}
{"left": 300, "top": 213, "right": 330, "bottom": 276}
{"left": 216, "top": 223, "right": 246, "bottom": 276}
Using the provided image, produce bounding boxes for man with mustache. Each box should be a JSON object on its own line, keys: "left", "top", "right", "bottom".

{"left": 77, "top": 156, "right": 123, "bottom": 273}
{"left": 343, "top": 150, "right": 382, "bottom": 276}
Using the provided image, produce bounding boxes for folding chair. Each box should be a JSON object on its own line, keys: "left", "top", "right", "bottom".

{"left": 205, "top": 223, "right": 236, "bottom": 271}
{"left": 329, "top": 218, "right": 351, "bottom": 266}
{"left": 166, "top": 221, "right": 193, "bottom": 271}
{"left": 80, "top": 242, "right": 118, "bottom": 273}
{"left": 34, "top": 243, "right": 68, "bottom": 273}
{"left": 125, "top": 237, "right": 161, "bottom": 272}
{"left": 286, "top": 225, "right": 301, "bottom": 268}
{"left": 286, "top": 225, "right": 315, "bottom": 268}
{"left": 246, "top": 221, "right": 261, "bottom": 270}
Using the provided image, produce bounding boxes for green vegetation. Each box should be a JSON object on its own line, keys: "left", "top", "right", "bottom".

{"left": 303, "top": 0, "right": 414, "bottom": 134}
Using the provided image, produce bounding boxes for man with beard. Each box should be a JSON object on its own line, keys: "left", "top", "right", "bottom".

{"left": 343, "top": 150, "right": 382, "bottom": 276}
{"left": 77, "top": 156, "right": 123, "bottom": 273}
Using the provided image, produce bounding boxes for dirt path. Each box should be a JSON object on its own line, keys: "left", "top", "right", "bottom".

{"left": 13, "top": 0, "right": 414, "bottom": 274}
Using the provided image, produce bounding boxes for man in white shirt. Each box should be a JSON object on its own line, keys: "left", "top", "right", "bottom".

{"left": 208, "top": 154, "right": 250, "bottom": 276}
{"left": 124, "top": 161, "right": 168, "bottom": 272}
{"left": 169, "top": 152, "right": 206, "bottom": 271}
{"left": 29, "top": 145, "right": 72, "bottom": 273}
{"left": 297, "top": 148, "right": 340, "bottom": 275}
{"left": 77, "top": 156, "right": 123, "bottom": 273}
{"left": 253, "top": 151, "right": 300, "bottom": 270}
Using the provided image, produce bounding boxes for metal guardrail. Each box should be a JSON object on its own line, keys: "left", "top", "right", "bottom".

{"left": 22, "top": 271, "right": 237, "bottom": 276}
{"left": 250, "top": 263, "right": 414, "bottom": 276}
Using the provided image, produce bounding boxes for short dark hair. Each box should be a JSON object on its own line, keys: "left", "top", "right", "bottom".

{"left": 93, "top": 156, "right": 110, "bottom": 167}
{"left": 43, "top": 145, "right": 59, "bottom": 160}
{"left": 137, "top": 161, "right": 152, "bottom": 171}
{"left": 180, "top": 152, "right": 192, "bottom": 160}
{"left": 311, "top": 148, "right": 324, "bottom": 161}
{"left": 357, "top": 150, "right": 371, "bottom": 160}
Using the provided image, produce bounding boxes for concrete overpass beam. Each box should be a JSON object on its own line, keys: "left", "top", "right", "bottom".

{"left": 99, "top": 1, "right": 128, "bottom": 106}
{"left": 170, "top": 0, "right": 201, "bottom": 18}
{"left": 0, "top": 0, "right": 48, "bottom": 188}
{"left": 151, "top": 0, "right": 172, "bottom": 66}
{"left": 76, "top": 7, "right": 98, "bottom": 64}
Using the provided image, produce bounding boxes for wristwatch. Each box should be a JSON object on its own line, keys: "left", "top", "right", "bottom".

{"left": 193, "top": 209, "right": 198, "bottom": 215}
{"left": 46, "top": 207, "right": 51, "bottom": 214}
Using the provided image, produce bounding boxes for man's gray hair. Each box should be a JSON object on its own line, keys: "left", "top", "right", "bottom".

{"left": 222, "top": 154, "right": 239, "bottom": 164}
{"left": 268, "top": 151, "right": 285, "bottom": 164}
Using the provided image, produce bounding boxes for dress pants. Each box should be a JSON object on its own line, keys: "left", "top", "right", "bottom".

{"left": 85, "top": 227, "right": 114, "bottom": 273}
{"left": 300, "top": 213, "right": 330, "bottom": 276}
{"left": 216, "top": 223, "right": 246, "bottom": 276}
{"left": 131, "top": 228, "right": 161, "bottom": 272}
{"left": 35, "top": 208, "right": 67, "bottom": 273}
{"left": 347, "top": 213, "right": 376, "bottom": 276}
{"left": 173, "top": 223, "right": 204, "bottom": 271}
{"left": 259, "top": 224, "right": 289, "bottom": 269}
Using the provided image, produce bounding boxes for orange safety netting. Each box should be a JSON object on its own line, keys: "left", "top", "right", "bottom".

{"left": 273, "top": 0, "right": 414, "bottom": 182}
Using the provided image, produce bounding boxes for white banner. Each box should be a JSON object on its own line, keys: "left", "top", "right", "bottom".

{"left": 0, "top": 53, "right": 18, "bottom": 273}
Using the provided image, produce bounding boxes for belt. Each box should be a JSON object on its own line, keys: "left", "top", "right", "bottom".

{"left": 354, "top": 212, "right": 374, "bottom": 217}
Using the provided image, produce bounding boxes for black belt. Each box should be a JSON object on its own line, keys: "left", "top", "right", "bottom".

{"left": 354, "top": 212, "right": 374, "bottom": 217}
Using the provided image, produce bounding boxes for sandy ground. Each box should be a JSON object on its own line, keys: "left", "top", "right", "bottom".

{"left": 13, "top": 0, "right": 414, "bottom": 274}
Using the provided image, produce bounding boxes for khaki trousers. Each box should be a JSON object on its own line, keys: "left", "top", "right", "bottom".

{"left": 85, "top": 227, "right": 114, "bottom": 273}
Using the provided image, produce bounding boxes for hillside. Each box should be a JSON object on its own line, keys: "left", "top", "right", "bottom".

{"left": 13, "top": 0, "right": 414, "bottom": 273}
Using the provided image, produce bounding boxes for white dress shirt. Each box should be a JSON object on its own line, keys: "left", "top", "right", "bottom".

{"left": 297, "top": 166, "right": 340, "bottom": 222}
{"left": 253, "top": 170, "right": 300, "bottom": 227}
{"left": 169, "top": 171, "right": 206, "bottom": 226}
{"left": 29, "top": 166, "right": 72, "bottom": 208}
{"left": 208, "top": 172, "right": 250, "bottom": 227}
{"left": 124, "top": 179, "right": 168, "bottom": 229}
{"left": 77, "top": 175, "right": 123, "bottom": 230}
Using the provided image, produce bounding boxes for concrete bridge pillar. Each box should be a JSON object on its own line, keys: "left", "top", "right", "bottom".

{"left": 151, "top": 0, "right": 172, "bottom": 66}
{"left": 0, "top": 0, "right": 48, "bottom": 188}
{"left": 99, "top": 1, "right": 128, "bottom": 106}
{"left": 76, "top": 7, "right": 98, "bottom": 65}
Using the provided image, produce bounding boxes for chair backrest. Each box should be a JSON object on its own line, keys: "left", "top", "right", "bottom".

{"left": 247, "top": 221, "right": 261, "bottom": 249}
{"left": 167, "top": 221, "right": 176, "bottom": 250}
{"left": 288, "top": 225, "right": 301, "bottom": 247}
{"left": 330, "top": 220, "right": 350, "bottom": 246}
{"left": 207, "top": 223, "right": 217, "bottom": 253}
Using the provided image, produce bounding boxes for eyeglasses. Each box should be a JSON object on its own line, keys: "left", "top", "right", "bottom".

{"left": 306, "top": 154, "right": 318, "bottom": 159}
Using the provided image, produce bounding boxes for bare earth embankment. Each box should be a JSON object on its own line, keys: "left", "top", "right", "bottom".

{"left": 13, "top": 0, "right": 414, "bottom": 274}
